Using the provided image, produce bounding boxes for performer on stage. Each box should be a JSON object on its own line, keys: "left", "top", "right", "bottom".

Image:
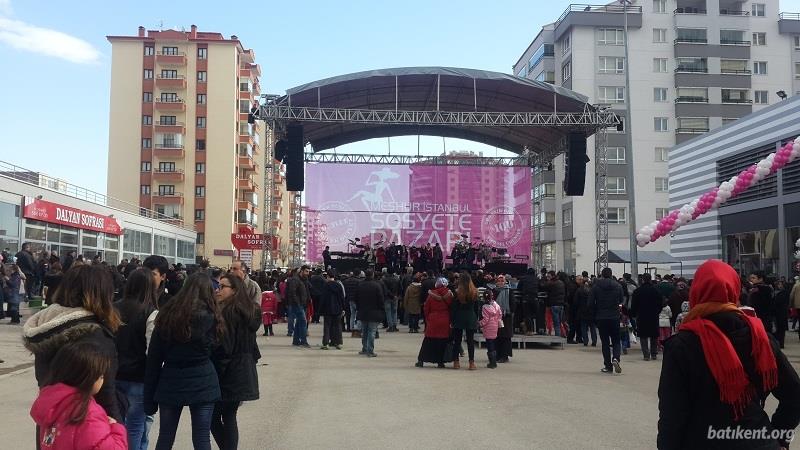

{"left": 322, "top": 246, "right": 331, "bottom": 269}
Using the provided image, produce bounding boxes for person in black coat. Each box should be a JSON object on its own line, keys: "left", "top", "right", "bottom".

{"left": 772, "top": 280, "right": 790, "bottom": 349}
{"left": 319, "top": 272, "right": 346, "bottom": 349}
{"left": 516, "top": 268, "right": 539, "bottom": 335}
{"left": 211, "top": 274, "right": 261, "bottom": 450}
{"left": 658, "top": 260, "right": 800, "bottom": 450}
{"left": 113, "top": 267, "right": 157, "bottom": 450}
{"left": 749, "top": 271, "right": 775, "bottom": 336}
{"left": 15, "top": 242, "right": 36, "bottom": 300}
{"left": 574, "top": 275, "right": 596, "bottom": 346}
{"left": 356, "top": 270, "right": 385, "bottom": 357}
{"left": 630, "top": 273, "right": 664, "bottom": 360}
{"left": 144, "top": 272, "right": 224, "bottom": 450}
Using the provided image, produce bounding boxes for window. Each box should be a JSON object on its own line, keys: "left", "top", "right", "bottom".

{"left": 141, "top": 185, "right": 151, "bottom": 195}
{"left": 162, "top": 46, "right": 178, "bottom": 55}
{"left": 598, "top": 86, "right": 625, "bottom": 103}
{"left": 158, "top": 162, "right": 175, "bottom": 172}
{"left": 607, "top": 207, "right": 627, "bottom": 224}
{"left": 142, "top": 115, "right": 152, "bottom": 125}
{"left": 604, "top": 177, "right": 626, "bottom": 194}
{"left": 195, "top": 186, "right": 205, "bottom": 197}
{"left": 143, "top": 69, "right": 153, "bottom": 79}
{"left": 752, "top": 3, "right": 765, "bottom": 17}
{"left": 597, "top": 28, "right": 624, "bottom": 45}
{"left": 195, "top": 163, "right": 205, "bottom": 173}
{"left": 655, "top": 177, "right": 669, "bottom": 192}
{"left": 198, "top": 47, "right": 207, "bottom": 59}
{"left": 653, "top": 0, "right": 666, "bottom": 13}
{"left": 607, "top": 116, "right": 626, "bottom": 133}
{"left": 539, "top": 211, "right": 556, "bottom": 226}
{"left": 607, "top": 147, "right": 626, "bottom": 164}
{"left": 196, "top": 117, "right": 206, "bottom": 128}
{"left": 160, "top": 69, "right": 178, "bottom": 79}
{"left": 653, "top": 58, "right": 667, "bottom": 73}
{"left": 158, "top": 185, "right": 175, "bottom": 196}
{"left": 720, "top": 29, "right": 747, "bottom": 45}
{"left": 196, "top": 233, "right": 204, "bottom": 244}
{"left": 653, "top": 28, "right": 667, "bottom": 43}
{"left": 562, "top": 208, "right": 573, "bottom": 226}
{"left": 196, "top": 139, "right": 206, "bottom": 151}
{"left": 795, "top": 36, "right": 800, "bottom": 50}
{"left": 160, "top": 133, "right": 179, "bottom": 147}
{"left": 561, "top": 35, "right": 571, "bottom": 55}
{"left": 654, "top": 117, "right": 668, "bottom": 132}
{"left": 655, "top": 147, "right": 669, "bottom": 162}
{"left": 754, "top": 90, "right": 769, "bottom": 104}
{"left": 239, "top": 99, "right": 251, "bottom": 114}
{"left": 195, "top": 209, "right": 205, "bottom": 221}
{"left": 141, "top": 138, "right": 152, "bottom": 149}
{"left": 159, "top": 115, "right": 176, "bottom": 125}
{"left": 142, "top": 92, "right": 153, "bottom": 102}
{"left": 722, "top": 89, "right": 750, "bottom": 103}
{"left": 517, "top": 67, "right": 527, "bottom": 77}
{"left": 676, "top": 57, "right": 708, "bottom": 73}
{"left": 160, "top": 92, "right": 178, "bottom": 102}
{"left": 721, "top": 59, "right": 749, "bottom": 74}
{"left": 677, "top": 117, "right": 709, "bottom": 132}
{"left": 543, "top": 183, "right": 556, "bottom": 198}
{"left": 796, "top": 62, "right": 800, "bottom": 79}
{"left": 599, "top": 56, "right": 625, "bottom": 74}
{"left": 562, "top": 61, "right": 571, "bottom": 81}
{"left": 144, "top": 46, "right": 155, "bottom": 56}
{"left": 535, "top": 71, "right": 555, "bottom": 83}
{"left": 654, "top": 87, "right": 668, "bottom": 102}
{"left": 754, "top": 61, "right": 768, "bottom": 75}
{"left": 676, "top": 28, "right": 707, "bottom": 43}
{"left": 752, "top": 32, "right": 766, "bottom": 46}
{"left": 141, "top": 161, "right": 151, "bottom": 172}
{"left": 197, "top": 71, "right": 207, "bottom": 82}
{"left": 197, "top": 94, "right": 206, "bottom": 104}
{"left": 656, "top": 208, "right": 669, "bottom": 220}
{"left": 528, "top": 44, "right": 555, "bottom": 71}
{"left": 676, "top": 87, "right": 708, "bottom": 102}
{"left": 722, "top": 118, "right": 738, "bottom": 125}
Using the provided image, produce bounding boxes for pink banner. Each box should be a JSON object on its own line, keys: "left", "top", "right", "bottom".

{"left": 305, "top": 163, "right": 532, "bottom": 263}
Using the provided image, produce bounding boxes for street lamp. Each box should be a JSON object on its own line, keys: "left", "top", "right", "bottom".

{"left": 620, "top": 0, "right": 639, "bottom": 277}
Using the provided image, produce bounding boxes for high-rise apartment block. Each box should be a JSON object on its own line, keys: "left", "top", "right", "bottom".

{"left": 513, "top": 0, "right": 800, "bottom": 273}
{"left": 107, "top": 26, "right": 292, "bottom": 267}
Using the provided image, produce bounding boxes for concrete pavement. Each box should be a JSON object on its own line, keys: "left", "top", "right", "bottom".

{"left": 2, "top": 315, "right": 800, "bottom": 449}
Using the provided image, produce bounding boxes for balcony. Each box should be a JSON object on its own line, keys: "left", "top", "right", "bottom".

{"left": 675, "top": 96, "right": 708, "bottom": 103}
{"left": 720, "top": 69, "right": 751, "bottom": 75}
{"left": 779, "top": 13, "right": 800, "bottom": 34}
{"left": 674, "top": 8, "right": 706, "bottom": 14}
{"left": 154, "top": 121, "right": 185, "bottom": 134}
{"left": 674, "top": 37, "right": 707, "bottom": 44}
{"left": 239, "top": 155, "right": 256, "bottom": 171}
{"left": 152, "top": 192, "right": 184, "bottom": 204}
{"left": 720, "top": 39, "right": 750, "bottom": 46}
{"left": 153, "top": 146, "right": 185, "bottom": 159}
{"left": 675, "top": 66, "right": 708, "bottom": 73}
{"left": 553, "top": 4, "right": 642, "bottom": 40}
{"left": 154, "top": 98, "right": 185, "bottom": 111}
{"left": 238, "top": 177, "right": 256, "bottom": 191}
{"left": 153, "top": 169, "right": 184, "bottom": 182}
{"left": 156, "top": 51, "right": 186, "bottom": 66}
{"left": 676, "top": 127, "right": 710, "bottom": 134}
{"left": 722, "top": 98, "right": 753, "bottom": 104}
{"left": 155, "top": 75, "right": 186, "bottom": 89}
{"left": 719, "top": 9, "right": 749, "bottom": 16}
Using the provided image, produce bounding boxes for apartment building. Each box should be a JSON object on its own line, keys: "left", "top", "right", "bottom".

{"left": 513, "top": 0, "right": 798, "bottom": 274}
{"left": 107, "top": 26, "right": 291, "bottom": 268}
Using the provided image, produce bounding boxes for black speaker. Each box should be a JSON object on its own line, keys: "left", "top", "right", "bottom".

{"left": 564, "top": 133, "right": 589, "bottom": 196}
{"left": 274, "top": 139, "right": 288, "bottom": 162}
{"left": 285, "top": 124, "right": 304, "bottom": 191}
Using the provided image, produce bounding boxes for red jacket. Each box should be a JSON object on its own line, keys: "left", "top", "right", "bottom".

{"left": 424, "top": 287, "right": 453, "bottom": 339}
{"left": 261, "top": 291, "right": 278, "bottom": 325}
{"left": 30, "top": 383, "right": 127, "bottom": 450}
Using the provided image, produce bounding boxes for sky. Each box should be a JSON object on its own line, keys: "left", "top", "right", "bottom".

{"left": 2, "top": 0, "right": 800, "bottom": 195}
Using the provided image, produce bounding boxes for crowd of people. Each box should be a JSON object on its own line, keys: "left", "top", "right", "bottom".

{"left": 6, "top": 239, "right": 800, "bottom": 448}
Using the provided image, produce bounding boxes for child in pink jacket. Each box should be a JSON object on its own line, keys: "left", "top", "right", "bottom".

{"left": 479, "top": 290, "right": 503, "bottom": 369}
{"left": 30, "top": 341, "right": 127, "bottom": 450}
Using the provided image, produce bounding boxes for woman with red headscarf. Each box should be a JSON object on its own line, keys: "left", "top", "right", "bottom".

{"left": 658, "top": 260, "right": 800, "bottom": 450}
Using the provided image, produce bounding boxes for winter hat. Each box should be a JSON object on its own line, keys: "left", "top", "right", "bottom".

{"left": 435, "top": 277, "right": 449, "bottom": 288}
{"left": 680, "top": 301, "right": 689, "bottom": 313}
{"left": 680, "top": 259, "right": 777, "bottom": 421}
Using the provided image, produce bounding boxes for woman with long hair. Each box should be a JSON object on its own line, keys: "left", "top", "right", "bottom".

{"left": 658, "top": 260, "right": 800, "bottom": 449}
{"left": 23, "top": 264, "right": 123, "bottom": 444}
{"left": 113, "top": 267, "right": 157, "bottom": 450}
{"left": 144, "top": 272, "right": 223, "bottom": 450}
{"left": 211, "top": 274, "right": 261, "bottom": 450}
{"left": 452, "top": 270, "right": 479, "bottom": 370}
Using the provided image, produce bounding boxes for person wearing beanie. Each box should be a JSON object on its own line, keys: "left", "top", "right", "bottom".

{"left": 415, "top": 278, "right": 454, "bottom": 368}
{"left": 657, "top": 259, "right": 800, "bottom": 450}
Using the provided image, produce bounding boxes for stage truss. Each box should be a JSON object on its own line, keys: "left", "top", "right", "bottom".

{"left": 595, "top": 128, "right": 609, "bottom": 272}
{"left": 254, "top": 95, "right": 616, "bottom": 271}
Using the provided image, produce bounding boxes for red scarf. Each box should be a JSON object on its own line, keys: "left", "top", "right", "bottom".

{"left": 679, "top": 260, "right": 777, "bottom": 421}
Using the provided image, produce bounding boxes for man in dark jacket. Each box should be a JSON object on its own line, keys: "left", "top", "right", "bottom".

{"left": 356, "top": 270, "right": 385, "bottom": 357}
{"left": 630, "top": 273, "right": 664, "bottom": 361}
{"left": 286, "top": 265, "right": 311, "bottom": 347}
{"left": 590, "top": 267, "right": 623, "bottom": 374}
{"left": 342, "top": 271, "right": 361, "bottom": 336}
{"left": 319, "top": 272, "right": 346, "bottom": 349}
{"left": 420, "top": 270, "right": 436, "bottom": 311}
{"left": 574, "top": 275, "right": 596, "bottom": 346}
{"left": 544, "top": 271, "right": 566, "bottom": 337}
{"left": 381, "top": 270, "right": 402, "bottom": 332}
{"left": 516, "top": 268, "right": 539, "bottom": 336}
{"left": 15, "top": 242, "right": 36, "bottom": 300}
{"left": 308, "top": 269, "right": 326, "bottom": 324}
{"left": 749, "top": 271, "right": 774, "bottom": 336}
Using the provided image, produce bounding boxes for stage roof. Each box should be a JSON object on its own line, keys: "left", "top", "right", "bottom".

{"left": 274, "top": 67, "right": 597, "bottom": 154}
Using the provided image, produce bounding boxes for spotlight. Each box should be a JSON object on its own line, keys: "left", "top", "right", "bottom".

{"left": 777, "top": 90, "right": 788, "bottom": 100}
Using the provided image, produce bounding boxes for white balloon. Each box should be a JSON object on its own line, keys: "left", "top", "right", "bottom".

{"left": 756, "top": 166, "right": 770, "bottom": 177}
{"left": 757, "top": 160, "right": 771, "bottom": 169}
{"left": 719, "top": 182, "right": 732, "bottom": 192}
{"left": 766, "top": 153, "right": 775, "bottom": 162}
{"left": 794, "top": 136, "right": 800, "bottom": 144}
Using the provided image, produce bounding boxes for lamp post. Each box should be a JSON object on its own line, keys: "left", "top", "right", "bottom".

{"left": 621, "top": 0, "right": 638, "bottom": 278}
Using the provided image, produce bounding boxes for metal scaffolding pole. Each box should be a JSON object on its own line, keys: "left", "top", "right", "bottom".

{"left": 595, "top": 128, "right": 609, "bottom": 274}
{"left": 260, "top": 122, "right": 277, "bottom": 271}
{"left": 303, "top": 152, "right": 535, "bottom": 167}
